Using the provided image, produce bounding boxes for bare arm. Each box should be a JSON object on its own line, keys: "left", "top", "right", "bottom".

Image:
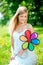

{"left": 10, "top": 35, "right": 15, "bottom": 60}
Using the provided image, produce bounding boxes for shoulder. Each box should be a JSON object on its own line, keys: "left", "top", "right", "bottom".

{"left": 26, "top": 23, "right": 34, "bottom": 33}
{"left": 26, "top": 23, "right": 33, "bottom": 29}
{"left": 26, "top": 23, "right": 32, "bottom": 28}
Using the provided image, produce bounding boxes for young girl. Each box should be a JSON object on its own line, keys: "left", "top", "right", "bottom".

{"left": 8, "top": 6, "right": 37, "bottom": 65}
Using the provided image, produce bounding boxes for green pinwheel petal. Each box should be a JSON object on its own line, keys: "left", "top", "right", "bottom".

{"left": 28, "top": 43, "right": 34, "bottom": 51}
{"left": 22, "top": 42, "right": 28, "bottom": 50}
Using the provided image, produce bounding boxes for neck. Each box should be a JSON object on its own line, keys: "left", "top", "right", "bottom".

{"left": 18, "top": 22, "right": 27, "bottom": 26}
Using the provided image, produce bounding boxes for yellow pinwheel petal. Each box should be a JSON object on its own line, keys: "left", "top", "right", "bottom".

{"left": 22, "top": 42, "right": 28, "bottom": 50}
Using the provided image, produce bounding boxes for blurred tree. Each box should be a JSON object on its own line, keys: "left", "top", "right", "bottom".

{"left": 0, "top": 0, "right": 22, "bottom": 25}
{"left": 0, "top": 0, "right": 43, "bottom": 25}
{"left": 34, "top": 0, "right": 43, "bottom": 25}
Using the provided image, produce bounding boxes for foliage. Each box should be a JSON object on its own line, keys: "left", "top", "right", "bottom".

{"left": 0, "top": 25, "right": 11, "bottom": 65}
{"left": 0, "top": 0, "right": 43, "bottom": 25}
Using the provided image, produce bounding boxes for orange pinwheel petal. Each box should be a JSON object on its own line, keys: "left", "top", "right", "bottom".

{"left": 20, "top": 35, "right": 27, "bottom": 42}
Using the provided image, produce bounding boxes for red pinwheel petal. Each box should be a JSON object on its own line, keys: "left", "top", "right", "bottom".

{"left": 25, "top": 30, "right": 31, "bottom": 43}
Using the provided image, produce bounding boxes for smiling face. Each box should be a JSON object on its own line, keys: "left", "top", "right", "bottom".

{"left": 18, "top": 12, "right": 28, "bottom": 24}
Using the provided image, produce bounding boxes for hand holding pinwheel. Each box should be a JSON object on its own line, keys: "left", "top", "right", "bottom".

{"left": 20, "top": 30, "right": 40, "bottom": 51}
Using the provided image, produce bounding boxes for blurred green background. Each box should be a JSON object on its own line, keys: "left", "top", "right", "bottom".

{"left": 0, "top": 0, "right": 43, "bottom": 65}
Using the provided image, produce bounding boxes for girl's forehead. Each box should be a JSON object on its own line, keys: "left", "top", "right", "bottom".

{"left": 19, "top": 13, "right": 28, "bottom": 17}
{"left": 19, "top": 12, "right": 28, "bottom": 15}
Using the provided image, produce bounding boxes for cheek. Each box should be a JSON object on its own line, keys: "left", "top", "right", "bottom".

{"left": 26, "top": 17, "right": 28, "bottom": 21}
{"left": 19, "top": 17, "right": 24, "bottom": 21}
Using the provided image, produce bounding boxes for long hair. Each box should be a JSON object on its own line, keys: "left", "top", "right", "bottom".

{"left": 8, "top": 6, "right": 28, "bottom": 36}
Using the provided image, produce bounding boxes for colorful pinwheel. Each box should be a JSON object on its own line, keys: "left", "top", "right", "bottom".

{"left": 20, "top": 30, "right": 40, "bottom": 51}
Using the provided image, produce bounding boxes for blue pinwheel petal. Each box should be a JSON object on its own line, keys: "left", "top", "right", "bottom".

{"left": 31, "top": 39, "right": 40, "bottom": 45}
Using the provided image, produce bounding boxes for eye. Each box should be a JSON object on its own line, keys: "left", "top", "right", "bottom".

{"left": 25, "top": 16, "right": 27, "bottom": 17}
{"left": 25, "top": 15, "right": 27, "bottom": 18}
{"left": 20, "top": 16, "right": 23, "bottom": 17}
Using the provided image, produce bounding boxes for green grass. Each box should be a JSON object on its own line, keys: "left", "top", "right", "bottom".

{"left": 0, "top": 25, "right": 43, "bottom": 65}
{"left": 0, "top": 25, "right": 11, "bottom": 65}
{"left": 34, "top": 26, "right": 43, "bottom": 65}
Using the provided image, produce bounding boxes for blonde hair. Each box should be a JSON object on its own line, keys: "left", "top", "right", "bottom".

{"left": 8, "top": 6, "right": 28, "bottom": 36}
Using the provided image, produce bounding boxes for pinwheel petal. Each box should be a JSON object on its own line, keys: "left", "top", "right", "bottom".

{"left": 28, "top": 43, "right": 34, "bottom": 51}
{"left": 25, "top": 30, "right": 31, "bottom": 43}
{"left": 20, "top": 35, "right": 27, "bottom": 42}
{"left": 31, "top": 32, "right": 38, "bottom": 39}
{"left": 22, "top": 42, "right": 28, "bottom": 50}
{"left": 31, "top": 39, "right": 40, "bottom": 45}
